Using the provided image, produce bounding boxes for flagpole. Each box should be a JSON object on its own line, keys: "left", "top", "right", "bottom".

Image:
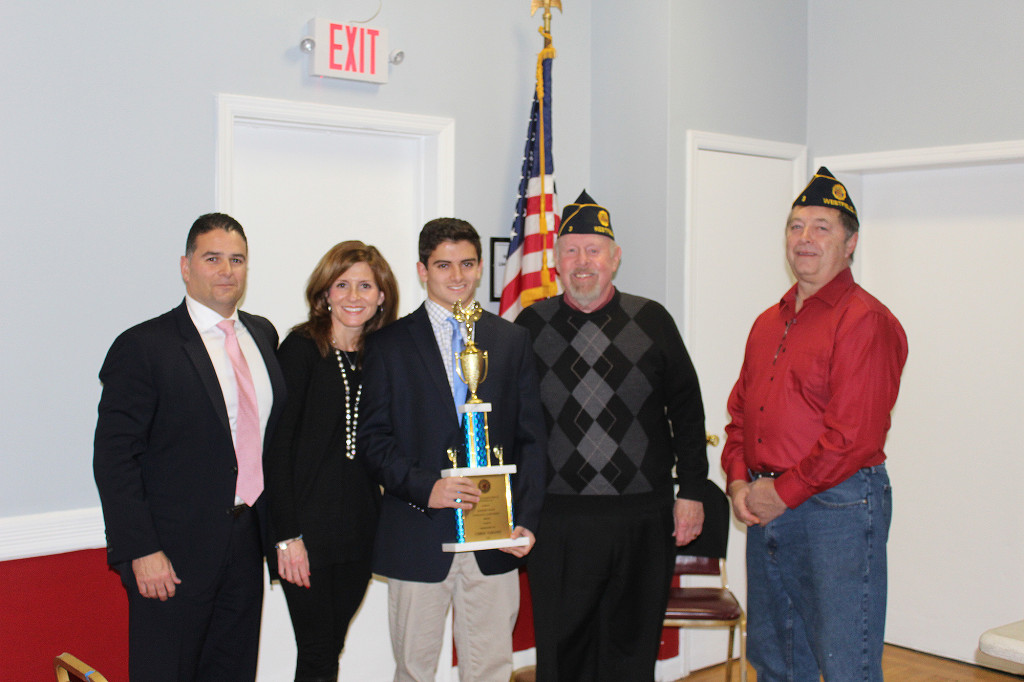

{"left": 531, "top": 0, "right": 559, "bottom": 303}
{"left": 530, "top": 0, "right": 562, "bottom": 47}
{"left": 499, "top": 2, "right": 563, "bottom": 320}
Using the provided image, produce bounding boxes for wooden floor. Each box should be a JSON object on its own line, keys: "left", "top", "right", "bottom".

{"left": 680, "top": 644, "right": 1024, "bottom": 681}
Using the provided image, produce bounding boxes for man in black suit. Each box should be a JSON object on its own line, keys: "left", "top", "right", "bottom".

{"left": 359, "top": 218, "right": 546, "bottom": 682}
{"left": 94, "top": 213, "right": 285, "bottom": 682}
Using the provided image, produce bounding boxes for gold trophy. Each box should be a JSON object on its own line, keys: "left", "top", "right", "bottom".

{"left": 455, "top": 302, "right": 488, "bottom": 404}
{"left": 440, "top": 300, "right": 528, "bottom": 552}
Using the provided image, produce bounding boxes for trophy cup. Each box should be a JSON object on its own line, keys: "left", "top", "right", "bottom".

{"left": 440, "top": 299, "right": 530, "bottom": 552}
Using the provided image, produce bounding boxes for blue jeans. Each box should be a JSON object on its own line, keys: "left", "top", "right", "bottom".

{"left": 746, "top": 466, "right": 891, "bottom": 682}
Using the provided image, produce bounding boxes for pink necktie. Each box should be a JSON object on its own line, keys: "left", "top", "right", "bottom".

{"left": 217, "top": 320, "right": 263, "bottom": 505}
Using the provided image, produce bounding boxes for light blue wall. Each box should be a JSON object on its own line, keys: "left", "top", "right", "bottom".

{"left": 807, "top": 0, "right": 1024, "bottom": 157}
{"left": 669, "top": 0, "right": 808, "bottom": 144}
{"left": 588, "top": 0, "right": 807, "bottom": 304}
{"left": 3, "top": 0, "right": 1022, "bottom": 518}
{"left": 0, "top": 0, "right": 592, "bottom": 516}
{"left": 589, "top": 1, "right": 673, "bottom": 302}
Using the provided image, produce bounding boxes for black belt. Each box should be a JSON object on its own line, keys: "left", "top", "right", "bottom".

{"left": 227, "top": 503, "right": 251, "bottom": 518}
{"left": 748, "top": 469, "right": 785, "bottom": 480}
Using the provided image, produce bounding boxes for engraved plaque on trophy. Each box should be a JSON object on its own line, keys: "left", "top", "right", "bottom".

{"left": 441, "top": 300, "right": 530, "bottom": 553}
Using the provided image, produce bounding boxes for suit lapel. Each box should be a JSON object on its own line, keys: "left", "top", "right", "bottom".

{"left": 240, "top": 312, "right": 285, "bottom": 405}
{"left": 174, "top": 302, "right": 232, "bottom": 436}
{"left": 240, "top": 311, "right": 287, "bottom": 446}
{"left": 407, "top": 305, "right": 460, "bottom": 423}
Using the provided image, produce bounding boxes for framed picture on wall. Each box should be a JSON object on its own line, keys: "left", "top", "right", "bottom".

{"left": 490, "top": 237, "right": 511, "bottom": 302}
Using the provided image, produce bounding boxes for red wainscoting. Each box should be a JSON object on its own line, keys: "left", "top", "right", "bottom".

{"left": 0, "top": 548, "right": 128, "bottom": 681}
{"left": 512, "top": 566, "right": 536, "bottom": 652}
{"left": 3, "top": 553, "right": 677, "bottom": 680}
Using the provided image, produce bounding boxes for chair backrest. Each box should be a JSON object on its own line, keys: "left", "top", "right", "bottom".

{"left": 54, "top": 653, "right": 109, "bottom": 682}
{"left": 677, "top": 478, "right": 730, "bottom": 560}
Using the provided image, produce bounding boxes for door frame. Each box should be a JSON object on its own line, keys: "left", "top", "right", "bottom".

{"left": 672, "top": 130, "right": 806, "bottom": 340}
{"left": 815, "top": 141, "right": 1024, "bottom": 272}
{"left": 216, "top": 93, "right": 458, "bottom": 682}
{"left": 666, "top": 131, "right": 806, "bottom": 679}
{"left": 216, "top": 93, "right": 455, "bottom": 220}
{"left": 816, "top": 138, "right": 1024, "bottom": 174}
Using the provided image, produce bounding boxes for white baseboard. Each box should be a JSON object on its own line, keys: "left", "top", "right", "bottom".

{"left": 0, "top": 507, "right": 105, "bottom": 562}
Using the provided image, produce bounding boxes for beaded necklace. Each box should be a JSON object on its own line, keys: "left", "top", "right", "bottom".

{"left": 333, "top": 348, "right": 361, "bottom": 460}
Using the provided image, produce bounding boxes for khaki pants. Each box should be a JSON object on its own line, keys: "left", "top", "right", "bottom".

{"left": 388, "top": 553, "right": 519, "bottom": 682}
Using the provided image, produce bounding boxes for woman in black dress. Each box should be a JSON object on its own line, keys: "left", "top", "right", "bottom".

{"left": 266, "top": 241, "right": 399, "bottom": 682}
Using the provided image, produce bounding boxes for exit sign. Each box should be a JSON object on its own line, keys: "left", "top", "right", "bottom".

{"left": 308, "top": 18, "right": 388, "bottom": 84}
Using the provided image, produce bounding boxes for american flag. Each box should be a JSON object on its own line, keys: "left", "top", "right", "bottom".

{"left": 499, "top": 44, "right": 560, "bottom": 321}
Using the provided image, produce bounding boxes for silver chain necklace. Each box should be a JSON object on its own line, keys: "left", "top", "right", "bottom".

{"left": 333, "top": 348, "right": 361, "bottom": 460}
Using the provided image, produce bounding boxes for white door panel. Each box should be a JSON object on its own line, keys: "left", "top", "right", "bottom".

{"left": 232, "top": 123, "right": 426, "bottom": 333}
{"left": 854, "top": 162, "right": 1024, "bottom": 671}
{"left": 218, "top": 96, "right": 454, "bottom": 682}
{"left": 671, "top": 134, "right": 805, "bottom": 677}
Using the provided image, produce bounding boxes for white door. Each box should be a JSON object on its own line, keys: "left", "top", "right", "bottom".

{"left": 666, "top": 132, "right": 806, "bottom": 677}
{"left": 218, "top": 95, "right": 455, "bottom": 682}
{"left": 837, "top": 158, "right": 1024, "bottom": 672}
{"left": 232, "top": 123, "right": 426, "bottom": 326}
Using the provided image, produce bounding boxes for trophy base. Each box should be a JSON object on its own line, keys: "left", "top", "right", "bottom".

{"left": 442, "top": 536, "right": 531, "bottom": 553}
{"left": 441, "top": 465, "right": 521, "bottom": 552}
{"left": 441, "top": 464, "right": 516, "bottom": 477}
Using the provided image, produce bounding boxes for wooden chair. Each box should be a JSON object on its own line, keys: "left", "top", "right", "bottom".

{"left": 663, "top": 480, "right": 747, "bottom": 682}
{"left": 54, "top": 653, "right": 109, "bottom": 682}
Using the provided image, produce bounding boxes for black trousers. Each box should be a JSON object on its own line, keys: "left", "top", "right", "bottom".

{"left": 119, "top": 505, "right": 264, "bottom": 682}
{"left": 529, "top": 494, "right": 675, "bottom": 682}
{"left": 280, "top": 557, "right": 372, "bottom": 681}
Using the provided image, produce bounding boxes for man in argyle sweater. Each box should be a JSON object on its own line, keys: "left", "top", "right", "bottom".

{"left": 515, "top": 190, "right": 709, "bottom": 682}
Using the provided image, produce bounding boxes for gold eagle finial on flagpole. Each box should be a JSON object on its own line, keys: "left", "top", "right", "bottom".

{"left": 530, "top": 0, "right": 562, "bottom": 15}
{"left": 530, "top": 0, "right": 562, "bottom": 41}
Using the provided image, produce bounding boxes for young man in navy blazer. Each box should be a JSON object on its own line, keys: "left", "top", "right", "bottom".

{"left": 359, "top": 218, "right": 546, "bottom": 682}
{"left": 94, "top": 213, "right": 286, "bottom": 682}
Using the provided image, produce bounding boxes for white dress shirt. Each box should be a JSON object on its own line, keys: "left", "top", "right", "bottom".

{"left": 425, "top": 297, "right": 460, "bottom": 398}
{"left": 184, "top": 295, "right": 274, "bottom": 452}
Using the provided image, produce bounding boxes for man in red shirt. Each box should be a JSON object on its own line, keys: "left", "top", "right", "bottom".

{"left": 721, "top": 168, "right": 908, "bottom": 681}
